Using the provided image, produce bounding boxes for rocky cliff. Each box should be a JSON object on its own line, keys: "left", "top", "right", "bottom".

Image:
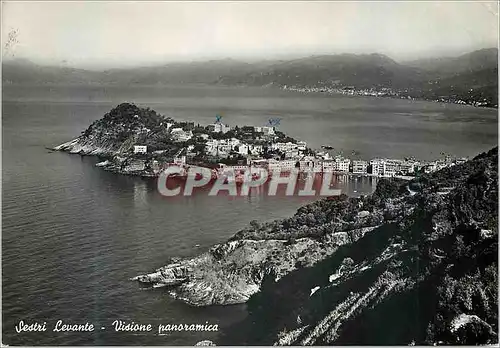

{"left": 131, "top": 179, "right": 415, "bottom": 306}
{"left": 134, "top": 147, "right": 497, "bottom": 345}
{"left": 54, "top": 103, "right": 181, "bottom": 176}
{"left": 219, "top": 147, "right": 498, "bottom": 345}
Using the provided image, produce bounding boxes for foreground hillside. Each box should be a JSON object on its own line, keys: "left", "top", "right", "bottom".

{"left": 133, "top": 147, "right": 497, "bottom": 345}
{"left": 220, "top": 147, "right": 498, "bottom": 345}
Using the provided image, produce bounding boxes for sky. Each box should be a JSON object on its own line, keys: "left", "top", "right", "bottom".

{"left": 2, "top": 1, "right": 499, "bottom": 68}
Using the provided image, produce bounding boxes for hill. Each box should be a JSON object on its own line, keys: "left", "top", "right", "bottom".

{"left": 215, "top": 53, "right": 425, "bottom": 89}
{"left": 404, "top": 48, "right": 498, "bottom": 76}
{"left": 3, "top": 48, "right": 498, "bottom": 106}
{"left": 216, "top": 147, "right": 498, "bottom": 345}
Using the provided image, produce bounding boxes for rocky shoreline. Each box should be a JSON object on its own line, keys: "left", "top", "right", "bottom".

{"left": 134, "top": 147, "right": 497, "bottom": 346}
{"left": 131, "top": 177, "right": 414, "bottom": 306}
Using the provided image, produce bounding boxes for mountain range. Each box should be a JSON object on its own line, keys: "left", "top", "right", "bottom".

{"left": 3, "top": 48, "right": 498, "bottom": 106}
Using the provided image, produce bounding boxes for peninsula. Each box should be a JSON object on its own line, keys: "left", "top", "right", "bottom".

{"left": 54, "top": 103, "right": 466, "bottom": 180}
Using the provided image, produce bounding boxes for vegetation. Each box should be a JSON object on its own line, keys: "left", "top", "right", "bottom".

{"left": 220, "top": 147, "right": 498, "bottom": 345}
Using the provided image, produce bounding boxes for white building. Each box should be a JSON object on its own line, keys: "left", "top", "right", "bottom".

{"left": 248, "top": 144, "right": 264, "bottom": 155}
{"left": 299, "top": 156, "right": 321, "bottom": 172}
{"left": 205, "top": 138, "right": 241, "bottom": 157}
{"left": 253, "top": 126, "right": 275, "bottom": 135}
{"left": 133, "top": 145, "right": 148, "bottom": 154}
{"left": 173, "top": 156, "right": 186, "bottom": 165}
{"left": 213, "top": 123, "right": 231, "bottom": 133}
{"left": 383, "top": 159, "right": 400, "bottom": 177}
{"left": 284, "top": 149, "right": 300, "bottom": 159}
{"left": 334, "top": 157, "right": 351, "bottom": 173}
{"left": 237, "top": 144, "right": 249, "bottom": 155}
{"left": 272, "top": 142, "right": 297, "bottom": 153}
{"left": 370, "top": 159, "right": 385, "bottom": 176}
{"left": 297, "top": 141, "right": 307, "bottom": 151}
{"left": 171, "top": 128, "right": 193, "bottom": 142}
{"left": 352, "top": 160, "right": 368, "bottom": 174}
{"left": 268, "top": 159, "right": 296, "bottom": 171}
{"left": 218, "top": 163, "right": 248, "bottom": 173}
{"left": 261, "top": 126, "right": 275, "bottom": 136}
{"left": 322, "top": 160, "right": 335, "bottom": 172}
{"left": 125, "top": 159, "right": 146, "bottom": 171}
{"left": 369, "top": 159, "right": 416, "bottom": 177}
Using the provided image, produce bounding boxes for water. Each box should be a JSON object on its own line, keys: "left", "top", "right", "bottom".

{"left": 2, "top": 85, "right": 497, "bottom": 345}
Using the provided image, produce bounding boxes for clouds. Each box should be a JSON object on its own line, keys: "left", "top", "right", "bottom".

{"left": 2, "top": 1, "right": 498, "bottom": 68}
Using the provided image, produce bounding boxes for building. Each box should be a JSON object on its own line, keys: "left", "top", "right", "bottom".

{"left": 334, "top": 156, "right": 351, "bottom": 173}
{"left": 213, "top": 123, "right": 231, "bottom": 133}
{"left": 398, "top": 161, "right": 416, "bottom": 175}
{"left": 237, "top": 144, "right": 249, "bottom": 155}
{"left": 284, "top": 149, "right": 300, "bottom": 159}
{"left": 370, "top": 159, "right": 385, "bottom": 176}
{"left": 368, "top": 159, "right": 416, "bottom": 177}
{"left": 253, "top": 126, "right": 275, "bottom": 135}
{"left": 261, "top": 126, "right": 275, "bottom": 136}
{"left": 272, "top": 142, "right": 297, "bottom": 153}
{"left": 322, "top": 160, "right": 335, "bottom": 172}
{"left": 125, "top": 159, "right": 146, "bottom": 171}
{"left": 297, "top": 141, "right": 307, "bottom": 151}
{"left": 205, "top": 138, "right": 240, "bottom": 157}
{"left": 267, "top": 159, "right": 296, "bottom": 171}
{"left": 383, "top": 159, "right": 400, "bottom": 177}
{"left": 218, "top": 163, "right": 248, "bottom": 173}
{"left": 173, "top": 156, "right": 186, "bottom": 165}
{"left": 299, "top": 156, "right": 321, "bottom": 172}
{"left": 171, "top": 128, "right": 193, "bottom": 142}
{"left": 248, "top": 144, "right": 264, "bottom": 156}
{"left": 133, "top": 145, "right": 148, "bottom": 154}
{"left": 352, "top": 160, "right": 368, "bottom": 174}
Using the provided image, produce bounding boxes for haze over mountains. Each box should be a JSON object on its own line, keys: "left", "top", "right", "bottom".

{"left": 3, "top": 48, "right": 498, "bottom": 106}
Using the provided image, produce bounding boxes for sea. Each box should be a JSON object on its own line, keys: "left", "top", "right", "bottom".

{"left": 2, "top": 84, "right": 498, "bottom": 345}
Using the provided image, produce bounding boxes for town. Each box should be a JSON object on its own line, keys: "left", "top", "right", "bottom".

{"left": 282, "top": 85, "right": 496, "bottom": 108}
{"left": 105, "top": 115, "right": 469, "bottom": 180}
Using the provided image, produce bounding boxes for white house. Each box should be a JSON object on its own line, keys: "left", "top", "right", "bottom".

{"left": 125, "top": 159, "right": 146, "bottom": 171}
{"left": 171, "top": 128, "right": 193, "bottom": 142}
{"left": 237, "top": 144, "right": 249, "bottom": 155}
{"left": 352, "top": 160, "right": 368, "bottom": 174}
{"left": 272, "top": 142, "right": 297, "bottom": 153}
{"left": 334, "top": 157, "right": 351, "bottom": 172}
{"left": 370, "top": 159, "right": 385, "bottom": 176}
{"left": 133, "top": 145, "right": 148, "bottom": 154}
{"left": 213, "top": 123, "right": 231, "bottom": 133}
{"left": 261, "top": 126, "right": 275, "bottom": 136}
{"left": 173, "top": 156, "right": 186, "bottom": 165}
{"left": 267, "top": 159, "right": 296, "bottom": 171}
{"left": 249, "top": 144, "right": 264, "bottom": 155}
{"left": 297, "top": 141, "right": 307, "bottom": 151}
{"left": 322, "top": 160, "right": 335, "bottom": 172}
